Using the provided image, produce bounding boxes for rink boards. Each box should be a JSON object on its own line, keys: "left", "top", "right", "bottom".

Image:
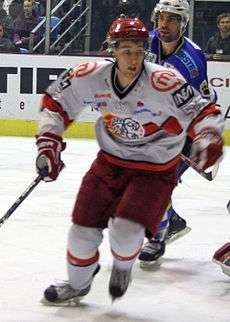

{"left": 0, "top": 53, "right": 229, "bottom": 143}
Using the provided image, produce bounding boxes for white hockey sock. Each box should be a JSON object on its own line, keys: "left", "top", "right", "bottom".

{"left": 67, "top": 261, "right": 98, "bottom": 290}
{"left": 109, "top": 217, "right": 145, "bottom": 270}
{"left": 67, "top": 224, "right": 103, "bottom": 290}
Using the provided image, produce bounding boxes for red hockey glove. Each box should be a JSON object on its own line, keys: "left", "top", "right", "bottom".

{"left": 36, "top": 132, "right": 66, "bottom": 182}
{"left": 190, "top": 129, "right": 223, "bottom": 171}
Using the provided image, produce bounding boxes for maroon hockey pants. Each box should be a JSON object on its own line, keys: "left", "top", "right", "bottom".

{"left": 72, "top": 152, "right": 178, "bottom": 235}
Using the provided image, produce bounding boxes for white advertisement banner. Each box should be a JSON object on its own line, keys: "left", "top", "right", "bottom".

{"left": 0, "top": 53, "right": 102, "bottom": 121}
{"left": 207, "top": 60, "right": 230, "bottom": 126}
{"left": 0, "top": 54, "right": 229, "bottom": 126}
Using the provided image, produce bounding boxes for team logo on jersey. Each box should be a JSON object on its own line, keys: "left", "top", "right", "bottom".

{"left": 103, "top": 113, "right": 144, "bottom": 141}
{"left": 74, "top": 62, "right": 97, "bottom": 78}
{"left": 172, "top": 83, "right": 194, "bottom": 108}
{"left": 151, "top": 70, "right": 182, "bottom": 92}
{"left": 200, "top": 80, "right": 211, "bottom": 97}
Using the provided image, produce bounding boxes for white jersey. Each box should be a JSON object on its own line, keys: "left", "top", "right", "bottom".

{"left": 39, "top": 59, "right": 224, "bottom": 171}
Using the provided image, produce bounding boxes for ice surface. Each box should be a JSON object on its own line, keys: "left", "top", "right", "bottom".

{"left": 0, "top": 137, "right": 229, "bottom": 322}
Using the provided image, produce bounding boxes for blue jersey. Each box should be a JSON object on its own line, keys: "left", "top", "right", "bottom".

{"left": 149, "top": 30, "right": 215, "bottom": 101}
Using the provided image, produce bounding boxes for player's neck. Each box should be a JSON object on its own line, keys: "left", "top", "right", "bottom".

{"left": 161, "top": 38, "right": 181, "bottom": 56}
{"left": 115, "top": 69, "right": 140, "bottom": 89}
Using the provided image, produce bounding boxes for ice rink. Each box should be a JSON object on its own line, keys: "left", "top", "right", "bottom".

{"left": 0, "top": 137, "right": 229, "bottom": 322}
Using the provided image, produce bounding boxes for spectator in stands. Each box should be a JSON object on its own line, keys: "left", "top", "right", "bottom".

{"left": 8, "top": 0, "right": 23, "bottom": 21}
{"left": 193, "top": 11, "right": 209, "bottom": 50}
{"left": 0, "top": 21, "right": 19, "bottom": 52}
{"left": 0, "top": 0, "right": 13, "bottom": 37}
{"left": 13, "top": 0, "right": 40, "bottom": 50}
{"left": 205, "top": 13, "right": 230, "bottom": 56}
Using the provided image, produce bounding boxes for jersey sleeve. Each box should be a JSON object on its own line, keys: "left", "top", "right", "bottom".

{"left": 38, "top": 62, "right": 97, "bottom": 136}
{"left": 170, "top": 67, "right": 224, "bottom": 139}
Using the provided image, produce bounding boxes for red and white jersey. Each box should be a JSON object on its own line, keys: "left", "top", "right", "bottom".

{"left": 39, "top": 59, "right": 224, "bottom": 171}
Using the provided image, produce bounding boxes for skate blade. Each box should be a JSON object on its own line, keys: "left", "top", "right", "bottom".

{"left": 227, "top": 200, "right": 230, "bottom": 214}
{"left": 139, "top": 257, "right": 163, "bottom": 270}
{"left": 166, "top": 226, "right": 192, "bottom": 245}
{"left": 41, "top": 296, "right": 83, "bottom": 307}
{"left": 212, "top": 258, "right": 230, "bottom": 277}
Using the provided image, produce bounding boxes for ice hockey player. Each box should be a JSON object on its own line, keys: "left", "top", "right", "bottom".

{"left": 139, "top": 0, "right": 218, "bottom": 266}
{"left": 35, "top": 15, "right": 224, "bottom": 305}
{"left": 213, "top": 243, "right": 230, "bottom": 277}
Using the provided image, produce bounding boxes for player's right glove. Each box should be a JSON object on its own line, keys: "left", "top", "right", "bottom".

{"left": 36, "top": 132, "right": 66, "bottom": 182}
{"left": 190, "top": 128, "right": 223, "bottom": 171}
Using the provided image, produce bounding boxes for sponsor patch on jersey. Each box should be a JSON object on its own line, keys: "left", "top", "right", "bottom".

{"left": 176, "top": 51, "right": 199, "bottom": 79}
{"left": 200, "top": 80, "right": 211, "bottom": 97}
{"left": 96, "top": 101, "right": 108, "bottom": 108}
{"left": 151, "top": 70, "right": 182, "bottom": 92}
{"left": 137, "top": 101, "right": 144, "bottom": 107}
{"left": 145, "top": 51, "right": 157, "bottom": 63}
{"left": 172, "top": 83, "right": 194, "bottom": 108}
{"left": 57, "top": 68, "right": 74, "bottom": 91}
{"left": 94, "top": 93, "right": 112, "bottom": 99}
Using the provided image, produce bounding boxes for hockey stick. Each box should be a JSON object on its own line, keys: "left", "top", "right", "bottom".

{"left": 0, "top": 174, "right": 43, "bottom": 228}
{"left": 180, "top": 154, "right": 219, "bottom": 181}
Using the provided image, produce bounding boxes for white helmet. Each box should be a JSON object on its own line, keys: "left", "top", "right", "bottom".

{"left": 151, "top": 0, "right": 190, "bottom": 34}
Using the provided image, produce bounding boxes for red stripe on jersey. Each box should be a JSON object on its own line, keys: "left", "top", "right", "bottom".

{"left": 67, "top": 250, "right": 99, "bottom": 267}
{"left": 41, "top": 94, "right": 73, "bottom": 129}
{"left": 143, "top": 117, "right": 182, "bottom": 137}
{"left": 162, "top": 116, "right": 183, "bottom": 135}
{"left": 111, "top": 246, "right": 142, "bottom": 261}
{"left": 188, "top": 104, "right": 221, "bottom": 139}
{"left": 102, "top": 151, "right": 180, "bottom": 172}
{"left": 143, "top": 123, "right": 160, "bottom": 136}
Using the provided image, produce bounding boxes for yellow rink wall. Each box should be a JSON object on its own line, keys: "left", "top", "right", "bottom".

{"left": 0, "top": 119, "right": 96, "bottom": 139}
{"left": 0, "top": 119, "right": 230, "bottom": 146}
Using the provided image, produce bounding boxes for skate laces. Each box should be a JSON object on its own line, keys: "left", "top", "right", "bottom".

{"left": 52, "top": 281, "right": 78, "bottom": 298}
{"left": 142, "top": 240, "right": 163, "bottom": 254}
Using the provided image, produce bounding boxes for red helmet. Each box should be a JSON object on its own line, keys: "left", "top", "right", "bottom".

{"left": 107, "top": 15, "right": 149, "bottom": 42}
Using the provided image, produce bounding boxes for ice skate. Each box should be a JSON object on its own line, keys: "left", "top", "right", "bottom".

{"left": 41, "top": 281, "right": 91, "bottom": 306}
{"left": 165, "top": 212, "right": 191, "bottom": 244}
{"left": 41, "top": 264, "right": 100, "bottom": 306}
{"left": 138, "top": 239, "right": 165, "bottom": 268}
{"left": 109, "top": 265, "right": 132, "bottom": 301}
{"left": 212, "top": 243, "right": 230, "bottom": 277}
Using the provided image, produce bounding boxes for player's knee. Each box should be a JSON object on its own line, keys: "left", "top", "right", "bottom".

{"left": 109, "top": 217, "right": 145, "bottom": 257}
{"left": 68, "top": 223, "right": 103, "bottom": 259}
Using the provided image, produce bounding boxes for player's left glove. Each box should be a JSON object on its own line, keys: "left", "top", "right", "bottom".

{"left": 190, "top": 128, "right": 223, "bottom": 171}
{"left": 36, "top": 132, "right": 66, "bottom": 182}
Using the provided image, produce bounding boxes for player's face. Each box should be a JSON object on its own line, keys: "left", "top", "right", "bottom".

{"left": 218, "top": 17, "right": 230, "bottom": 33}
{"left": 157, "top": 12, "right": 181, "bottom": 43}
{"left": 114, "top": 40, "right": 145, "bottom": 81}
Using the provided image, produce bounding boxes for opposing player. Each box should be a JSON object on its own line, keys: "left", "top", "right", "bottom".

{"left": 35, "top": 15, "right": 224, "bottom": 304}
{"left": 139, "top": 0, "right": 218, "bottom": 266}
